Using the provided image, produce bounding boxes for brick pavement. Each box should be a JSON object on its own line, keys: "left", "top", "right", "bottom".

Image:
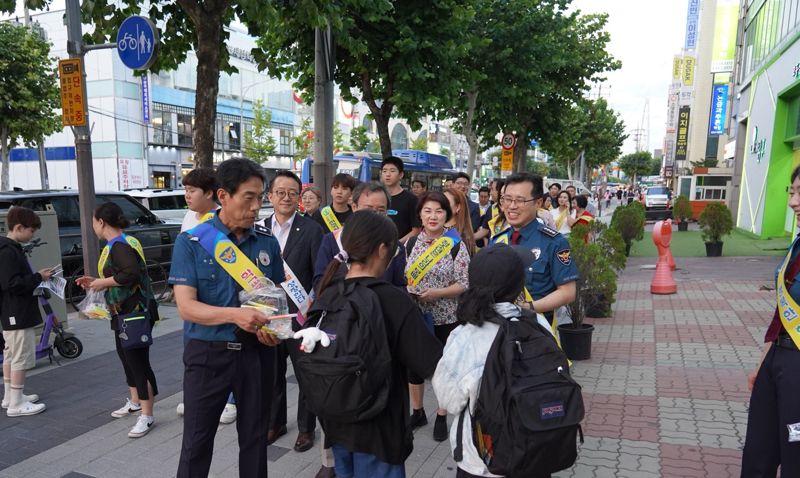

{"left": 0, "top": 254, "right": 781, "bottom": 477}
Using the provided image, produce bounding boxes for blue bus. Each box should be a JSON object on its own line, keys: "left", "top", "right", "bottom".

{"left": 300, "top": 150, "right": 456, "bottom": 190}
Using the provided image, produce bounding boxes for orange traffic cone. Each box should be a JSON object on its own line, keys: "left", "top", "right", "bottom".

{"left": 651, "top": 220, "right": 677, "bottom": 294}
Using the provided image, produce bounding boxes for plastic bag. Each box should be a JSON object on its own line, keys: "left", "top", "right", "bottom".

{"left": 239, "top": 285, "right": 294, "bottom": 339}
{"left": 78, "top": 289, "right": 111, "bottom": 320}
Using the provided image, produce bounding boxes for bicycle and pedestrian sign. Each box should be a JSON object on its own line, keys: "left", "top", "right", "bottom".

{"left": 116, "top": 16, "right": 159, "bottom": 70}
{"left": 59, "top": 59, "right": 87, "bottom": 127}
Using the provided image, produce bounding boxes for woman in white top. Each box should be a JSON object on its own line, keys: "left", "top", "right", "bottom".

{"left": 549, "top": 190, "right": 574, "bottom": 236}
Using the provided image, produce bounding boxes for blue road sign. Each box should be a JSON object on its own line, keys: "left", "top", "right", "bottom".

{"left": 116, "top": 16, "right": 158, "bottom": 70}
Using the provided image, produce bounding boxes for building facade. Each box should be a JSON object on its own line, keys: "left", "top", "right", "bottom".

{"left": 731, "top": 0, "right": 800, "bottom": 238}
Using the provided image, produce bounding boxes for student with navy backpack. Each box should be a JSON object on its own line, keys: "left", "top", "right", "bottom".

{"left": 433, "top": 244, "right": 584, "bottom": 478}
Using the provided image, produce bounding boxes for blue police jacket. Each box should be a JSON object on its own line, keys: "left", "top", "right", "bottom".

{"left": 490, "top": 219, "right": 578, "bottom": 300}
{"left": 168, "top": 213, "right": 285, "bottom": 342}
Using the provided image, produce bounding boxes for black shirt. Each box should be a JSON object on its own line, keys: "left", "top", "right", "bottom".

{"left": 322, "top": 278, "right": 443, "bottom": 464}
{"left": 312, "top": 206, "right": 353, "bottom": 233}
{"left": 388, "top": 189, "right": 420, "bottom": 238}
{"left": 0, "top": 237, "right": 43, "bottom": 330}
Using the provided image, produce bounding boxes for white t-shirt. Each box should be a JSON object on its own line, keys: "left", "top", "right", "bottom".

{"left": 549, "top": 207, "right": 575, "bottom": 236}
{"left": 180, "top": 208, "right": 218, "bottom": 233}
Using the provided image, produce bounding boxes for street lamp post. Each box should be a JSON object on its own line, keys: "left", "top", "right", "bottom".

{"left": 239, "top": 80, "right": 263, "bottom": 155}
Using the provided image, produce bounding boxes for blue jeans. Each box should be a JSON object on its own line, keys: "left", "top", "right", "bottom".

{"left": 331, "top": 445, "right": 405, "bottom": 478}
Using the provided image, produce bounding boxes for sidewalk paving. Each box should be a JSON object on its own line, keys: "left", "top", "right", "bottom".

{"left": 0, "top": 253, "right": 779, "bottom": 477}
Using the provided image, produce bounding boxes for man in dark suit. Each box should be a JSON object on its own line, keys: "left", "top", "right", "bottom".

{"left": 260, "top": 170, "right": 324, "bottom": 453}
{"left": 453, "top": 172, "right": 482, "bottom": 231}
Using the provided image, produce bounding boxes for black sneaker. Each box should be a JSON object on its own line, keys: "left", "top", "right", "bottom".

{"left": 433, "top": 414, "right": 448, "bottom": 442}
{"left": 409, "top": 408, "right": 427, "bottom": 429}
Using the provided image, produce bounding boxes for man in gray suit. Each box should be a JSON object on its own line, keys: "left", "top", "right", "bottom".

{"left": 260, "top": 170, "right": 324, "bottom": 453}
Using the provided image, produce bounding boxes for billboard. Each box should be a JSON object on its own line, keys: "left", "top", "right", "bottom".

{"left": 675, "top": 106, "right": 691, "bottom": 163}
{"left": 683, "top": 55, "right": 696, "bottom": 86}
{"left": 685, "top": 0, "right": 700, "bottom": 50}
{"left": 710, "top": 0, "right": 739, "bottom": 73}
{"left": 673, "top": 56, "right": 683, "bottom": 80}
{"left": 709, "top": 84, "right": 729, "bottom": 135}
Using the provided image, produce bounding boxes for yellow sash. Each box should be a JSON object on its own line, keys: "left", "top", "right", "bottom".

{"left": 188, "top": 222, "right": 270, "bottom": 293}
{"left": 98, "top": 234, "right": 145, "bottom": 279}
{"left": 199, "top": 211, "right": 215, "bottom": 223}
{"left": 320, "top": 206, "right": 342, "bottom": 232}
{"left": 405, "top": 230, "right": 461, "bottom": 287}
{"left": 577, "top": 213, "right": 594, "bottom": 224}
{"left": 776, "top": 245, "right": 800, "bottom": 348}
{"left": 488, "top": 215, "right": 507, "bottom": 239}
{"left": 554, "top": 208, "right": 570, "bottom": 230}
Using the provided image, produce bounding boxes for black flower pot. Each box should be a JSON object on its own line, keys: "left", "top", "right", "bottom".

{"left": 705, "top": 241, "right": 723, "bottom": 257}
{"left": 677, "top": 221, "right": 689, "bottom": 231}
{"left": 558, "top": 324, "right": 595, "bottom": 361}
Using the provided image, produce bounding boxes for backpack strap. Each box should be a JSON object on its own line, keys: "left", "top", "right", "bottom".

{"left": 454, "top": 406, "right": 467, "bottom": 462}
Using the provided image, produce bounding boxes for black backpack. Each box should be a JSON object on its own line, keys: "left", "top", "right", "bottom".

{"left": 293, "top": 278, "right": 393, "bottom": 423}
{"left": 455, "top": 310, "right": 584, "bottom": 477}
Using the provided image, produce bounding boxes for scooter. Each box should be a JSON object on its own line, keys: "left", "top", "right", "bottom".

{"left": 0, "top": 240, "right": 83, "bottom": 364}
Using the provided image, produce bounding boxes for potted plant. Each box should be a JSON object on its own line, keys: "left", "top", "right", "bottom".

{"left": 557, "top": 223, "right": 620, "bottom": 360}
{"left": 610, "top": 203, "right": 646, "bottom": 256}
{"left": 673, "top": 195, "right": 692, "bottom": 231}
{"left": 584, "top": 221, "right": 626, "bottom": 317}
{"left": 697, "top": 201, "right": 733, "bottom": 256}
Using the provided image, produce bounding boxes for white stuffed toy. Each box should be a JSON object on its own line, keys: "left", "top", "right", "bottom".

{"left": 293, "top": 328, "right": 331, "bottom": 353}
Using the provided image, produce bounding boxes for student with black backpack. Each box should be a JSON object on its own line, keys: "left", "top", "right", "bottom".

{"left": 294, "top": 210, "right": 443, "bottom": 478}
{"left": 433, "top": 244, "right": 584, "bottom": 478}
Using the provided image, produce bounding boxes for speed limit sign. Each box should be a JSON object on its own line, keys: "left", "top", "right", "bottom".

{"left": 501, "top": 133, "right": 516, "bottom": 150}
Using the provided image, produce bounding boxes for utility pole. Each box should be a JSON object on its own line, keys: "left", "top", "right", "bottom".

{"left": 65, "top": 0, "right": 115, "bottom": 276}
{"left": 313, "top": 25, "right": 335, "bottom": 204}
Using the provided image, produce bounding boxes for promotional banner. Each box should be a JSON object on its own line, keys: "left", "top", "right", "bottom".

{"left": 682, "top": 56, "right": 696, "bottom": 87}
{"left": 710, "top": 0, "right": 739, "bottom": 73}
{"left": 685, "top": 0, "right": 700, "bottom": 50}
{"left": 709, "top": 84, "right": 729, "bottom": 136}
{"left": 675, "top": 106, "right": 691, "bottom": 163}
{"left": 673, "top": 56, "right": 683, "bottom": 80}
{"left": 141, "top": 75, "right": 151, "bottom": 125}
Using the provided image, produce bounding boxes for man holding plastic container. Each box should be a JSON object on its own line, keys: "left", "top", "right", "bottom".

{"left": 169, "top": 158, "right": 285, "bottom": 477}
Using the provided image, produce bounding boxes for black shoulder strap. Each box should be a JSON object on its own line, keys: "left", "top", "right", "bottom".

{"left": 454, "top": 406, "right": 467, "bottom": 462}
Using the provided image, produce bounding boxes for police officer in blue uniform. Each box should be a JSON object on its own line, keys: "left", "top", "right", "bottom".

{"left": 169, "top": 158, "right": 285, "bottom": 478}
{"left": 490, "top": 172, "right": 577, "bottom": 321}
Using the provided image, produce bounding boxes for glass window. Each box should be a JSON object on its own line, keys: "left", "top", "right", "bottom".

{"left": 98, "top": 195, "right": 153, "bottom": 226}
{"left": 362, "top": 116, "right": 373, "bottom": 134}
{"left": 390, "top": 123, "right": 408, "bottom": 151}
{"left": 280, "top": 128, "right": 292, "bottom": 156}
{"left": 152, "top": 106, "right": 173, "bottom": 145}
{"left": 177, "top": 113, "right": 193, "bottom": 147}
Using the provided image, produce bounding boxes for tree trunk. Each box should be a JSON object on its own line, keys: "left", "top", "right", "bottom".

{"left": 512, "top": 134, "right": 526, "bottom": 173}
{"left": 463, "top": 89, "right": 479, "bottom": 179}
{"left": 179, "top": 0, "right": 229, "bottom": 169}
{"left": 361, "top": 72, "right": 395, "bottom": 159}
{"left": 1, "top": 126, "right": 8, "bottom": 191}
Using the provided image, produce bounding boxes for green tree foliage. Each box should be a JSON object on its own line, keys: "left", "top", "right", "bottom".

{"left": 541, "top": 97, "right": 627, "bottom": 179}
{"left": 617, "top": 151, "right": 654, "bottom": 183}
{"left": 410, "top": 135, "right": 428, "bottom": 152}
{"left": 526, "top": 160, "right": 549, "bottom": 177}
{"left": 457, "top": 3, "right": 619, "bottom": 173}
{"left": 78, "top": 0, "right": 350, "bottom": 168}
{"left": 333, "top": 122, "right": 345, "bottom": 153}
{"left": 348, "top": 126, "right": 370, "bottom": 152}
{"left": 610, "top": 203, "right": 646, "bottom": 254}
{"left": 242, "top": 100, "right": 276, "bottom": 162}
{"left": 567, "top": 223, "right": 618, "bottom": 323}
{"left": 548, "top": 161, "right": 569, "bottom": 179}
{"left": 0, "top": 23, "right": 61, "bottom": 190}
{"left": 256, "top": 0, "right": 476, "bottom": 158}
{"left": 293, "top": 117, "right": 314, "bottom": 162}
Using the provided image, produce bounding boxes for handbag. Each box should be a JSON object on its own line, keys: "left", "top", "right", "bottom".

{"left": 116, "top": 308, "right": 154, "bottom": 350}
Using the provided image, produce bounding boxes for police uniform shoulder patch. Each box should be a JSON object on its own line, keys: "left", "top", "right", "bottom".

{"left": 539, "top": 224, "right": 558, "bottom": 238}
{"left": 254, "top": 224, "right": 272, "bottom": 236}
{"left": 556, "top": 249, "right": 572, "bottom": 265}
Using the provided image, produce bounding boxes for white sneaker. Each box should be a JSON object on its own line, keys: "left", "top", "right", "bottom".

{"left": 176, "top": 402, "right": 184, "bottom": 417}
{"left": 7, "top": 401, "right": 46, "bottom": 417}
{"left": 219, "top": 403, "right": 237, "bottom": 424}
{"left": 2, "top": 393, "right": 39, "bottom": 409}
{"left": 111, "top": 398, "right": 142, "bottom": 418}
{"left": 128, "top": 415, "right": 154, "bottom": 438}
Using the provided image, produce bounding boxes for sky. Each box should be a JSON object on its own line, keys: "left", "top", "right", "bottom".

{"left": 571, "top": 0, "right": 689, "bottom": 155}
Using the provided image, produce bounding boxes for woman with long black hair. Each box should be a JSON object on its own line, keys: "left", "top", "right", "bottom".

{"left": 313, "top": 210, "right": 443, "bottom": 478}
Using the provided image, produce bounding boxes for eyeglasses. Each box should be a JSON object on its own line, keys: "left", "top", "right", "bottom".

{"left": 500, "top": 196, "right": 536, "bottom": 206}
{"left": 272, "top": 190, "right": 299, "bottom": 200}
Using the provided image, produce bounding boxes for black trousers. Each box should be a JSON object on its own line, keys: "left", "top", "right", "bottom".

{"left": 741, "top": 343, "right": 800, "bottom": 477}
{"left": 114, "top": 333, "right": 158, "bottom": 400}
{"left": 270, "top": 340, "right": 316, "bottom": 433}
{"left": 177, "top": 339, "right": 275, "bottom": 478}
